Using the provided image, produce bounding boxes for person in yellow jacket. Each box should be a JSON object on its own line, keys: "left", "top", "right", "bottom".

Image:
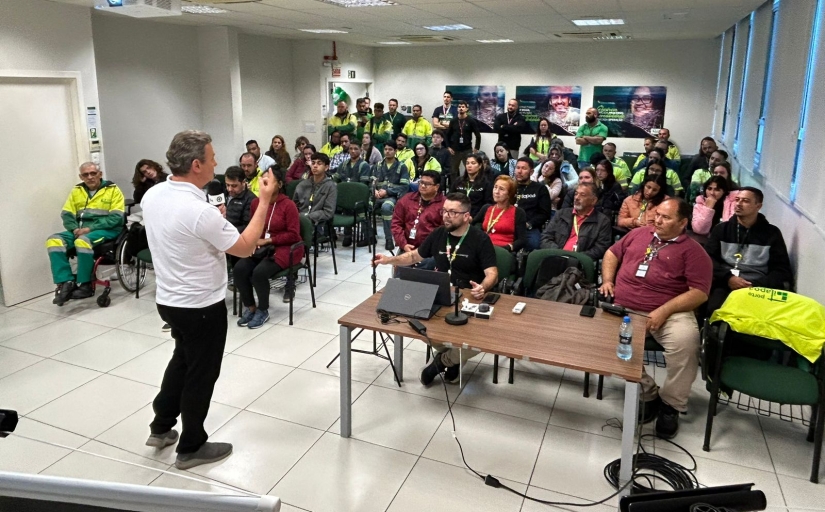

{"left": 657, "top": 128, "right": 681, "bottom": 161}
{"left": 394, "top": 133, "right": 415, "bottom": 164}
{"left": 46, "top": 162, "right": 125, "bottom": 306}
{"left": 239, "top": 152, "right": 262, "bottom": 196}
{"left": 401, "top": 104, "right": 433, "bottom": 148}
{"left": 320, "top": 130, "right": 344, "bottom": 159}
{"left": 364, "top": 102, "right": 393, "bottom": 151}
{"left": 327, "top": 100, "right": 357, "bottom": 138}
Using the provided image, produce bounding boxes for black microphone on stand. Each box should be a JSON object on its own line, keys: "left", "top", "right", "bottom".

{"left": 444, "top": 280, "right": 468, "bottom": 326}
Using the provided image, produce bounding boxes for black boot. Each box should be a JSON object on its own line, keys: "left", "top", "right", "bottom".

{"left": 342, "top": 227, "right": 353, "bottom": 247}
{"left": 71, "top": 282, "right": 95, "bottom": 300}
{"left": 53, "top": 281, "right": 75, "bottom": 306}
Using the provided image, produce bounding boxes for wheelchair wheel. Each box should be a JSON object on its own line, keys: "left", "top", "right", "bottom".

{"left": 116, "top": 236, "right": 146, "bottom": 293}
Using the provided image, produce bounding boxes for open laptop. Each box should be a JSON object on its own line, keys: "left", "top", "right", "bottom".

{"left": 376, "top": 278, "right": 439, "bottom": 320}
{"left": 396, "top": 267, "right": 455, "bottom": 307}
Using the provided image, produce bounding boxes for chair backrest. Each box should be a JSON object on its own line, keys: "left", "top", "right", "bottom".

{"left": 336, "top": 182, "right": 370, "bottom": 211}
{"left": 493, "top": 246, "right": 516, "bottom": 283}
{"left": 286, "top": 179, "right": 302, "bottom": 200}
{"left": 524, "top": 249, "right": 596, "bottom": 295}
{"left": 298, "top": 214, "right": 314, "bottom": 249}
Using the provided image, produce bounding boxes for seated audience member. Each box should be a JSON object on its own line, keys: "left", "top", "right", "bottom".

{"left": 373, "top": 193, "right": 498, "bottom": 385}
{"left": 364, "top": 102, "right": 392, "bottom": 152}
{"left": 334, "top": 143, "right": 371, "bottom": 184}
{"left": 328, "top": 100, "right": 357, "bottom": 139}
{"left": 494, "top": 98, "right": 527, "bottom": 158}
{"left": 401, "top": 104, "right": 433, "bottom": 148}
{"left": 602, "top": 142, "right": 631, "bottom": 189}
{"left": 240, "top": 152, "right": 263, "bottom": 196}
{"left": 562, "top": 167, "right": 598, "bottom": 209}
{"left": 132, "top": 159, "right": 168, "bottom": 203}
{"left": 391, "top": 170, "right": 445, "bottom": 266}
{"left": 688, "top": 150, "right": 728, "bottom": 202}
{"left": 223, "top": 166, "right": 255, "bottom": 233}
{"left": 600, "top": 198, "right": 712, "bottom": 438}
{"left": 451, "top": 153, "right": 493, "bottom": 219}
{"left": 321, "top": 130, "right": 343, "bottom": 158}
{"left": 394, "top": 133, "right": 414, "bottom": 164}
{"left": 712, "top": 161, "right": 738, "bottom": 186}
{"left": 287, "top": 144, "right": 315, "bottom": 183}
{"left": 47, "top": 162, "right": 126, "bottom": 306}
{"left": 514, "top": 157, "right": 552, "bottom": 251}
{"left": 411, "top": 142, "right": 441, "bottom": 183}
{"left": 550, "top": 138, "right": 580, "bottom": 173}
{"left": 549, "top": 143, "right": 579, "bottom": 189}
{"left": 361, "top": 133, "right": 383, "bottom": 166}
{"left": 657, "top": 127, "right": 681, "bottom": 161}
{"left": 374, "top": 141, "right": 412, "bottom": 251}
{"left": 618, "top": 171, "right": 669, "bottom": 230}
{"left": 294, "top": 153, "right": 338, "bottom": 228}
{"left": 692, "top": 176, "right": 737, "bottom": 236}
{"left": 329, "top": 133, "right": 352, "bottom": 172}
{"left": 490, "top": 142, "right": 517, "bottom": 178}
{"left": 477, "top": 151, "right": 493, "bottom": 179}
{"left": 635, "top": 144, "right": 680, "bottom": 174}
{"left": 595, "top": 159, "right": 628, "bottom": 216}
{"left": 629, "top": 149, "right": 683, "bottom": 196}
{"left": 429, "top": 130, "right": 452, "bottom": 172}
{"left": 246, "top": 139, "right": 275, "bottom": 175}
{"left": 632, "top": 136, "right": 657, "bottom": 170}
{"left": 525, "top": 117, "right": 554, "bottom": 164}
{"left": 689, "top": 137, "right": 718, "bottom": 173}
{"left": 473, "top": 175, "right": 527, "bottom": 253}
{"left": 534, "top": 158, "right": 564, "bottom": 211}
{"left": 293, "top": 136, "right": 309, "bottom": 161}
{"left": 704, "top": 187, "right": 793, "bottom": 312}
{"left": 265, "top": 135, "right": 291, "bottom": 170}
{"left": 234, "top": 167, "right": 303, "bottom": 328}
{"left": 540, "top": 182, "right": 612, "bottom": 262}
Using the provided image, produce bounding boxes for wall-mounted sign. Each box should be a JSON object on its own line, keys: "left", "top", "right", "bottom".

{"left": 348, "top": 70, "right": 356, "bottom": 79}
{"left": 332, "top": 65, "right": 342, "bottom": 78}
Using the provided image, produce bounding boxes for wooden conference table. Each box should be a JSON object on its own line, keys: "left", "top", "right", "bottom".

{"left": 338, "top": 291, "right": 646, "bottom": 496}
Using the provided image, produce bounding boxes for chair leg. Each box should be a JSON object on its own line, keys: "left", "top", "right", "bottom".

{"left": 583, "top": 371, "right": 590, "bottom": 398}
{"left": 703, "top": 386, "right": 720, "bottom": 452}
{"left": 508, "top": 358, "right": 514, "bottom": 384}
{"left": 596, "top": 375, "right": 604, "bottom": 400}
{"left": 808, "top": 405, "right": 818, "bottom": 443}
{"left": 135, "top": 261, "right": 141, "bottom": 299}
{"left": 493, "top": 354, "right": 499, "bottom": 384}
{"left": 812, "top": 397, "right": 825, "bottom": 483}
{"left": 330, "top": 222, "right": 338, "bottom": 276}
{"left": 351, "top": 215, "right": 357, "bottom": 263}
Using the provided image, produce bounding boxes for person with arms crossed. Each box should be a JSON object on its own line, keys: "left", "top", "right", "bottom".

{"left": 402, "top": 104, "right": 433, "bottom": 148}
{"left": 494, "top": 98, "right": 527, "bottom": 159}
{"left": 432, "top": 90, "right": 458, "bottom": 131}
{"left": 373, "top": 193, "right": 498, "bottom": 385}
{"left": 575, "top": 107, "right": 608, "bottom": 169}
{"left": 599, "top": 198, "right": 712, "bottom": 439}
{"left": 142, "top": 130, "right": 277, "bottom": 469}
{"left": 445, "top": 100, "right": 482, "bottom": 184}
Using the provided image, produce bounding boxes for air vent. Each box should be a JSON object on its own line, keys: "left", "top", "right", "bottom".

{"left": 554, "top": 31, "right": 610, "bottom": 39}
{"left": 397, "top": 35, "right": 458, "bottom": 43}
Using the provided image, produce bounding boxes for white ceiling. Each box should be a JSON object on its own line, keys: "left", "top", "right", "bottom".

{"left": 49, "top": 0, "right": 763, "bottom": 46}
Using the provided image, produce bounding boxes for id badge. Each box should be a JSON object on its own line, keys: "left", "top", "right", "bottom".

{"left": 571, "top": 244, "right": 578, "bottom": 252}
{"left": 459, "top": 137, "right": 464, "bottom": 144}
{"left": 409, "top": 228, "right": 417, "bottom": 240}
{"left": 731, "top": 269, "right": 740, "bottom": 277}
{"left": 264, "top": 232, "right": 271, "bottom": 240}
{"left": 636, "top": 263, "right": 649, "bottom": 278}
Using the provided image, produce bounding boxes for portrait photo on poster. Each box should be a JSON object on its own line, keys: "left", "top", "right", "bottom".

{"left": 515, "top": 85, "right": 582, "bottom": 136}
{"left": 593, "top": 85, "right": 667, "bottom": 138}
{"left": 446, "top": 85, "right": 505, "bottom": 132}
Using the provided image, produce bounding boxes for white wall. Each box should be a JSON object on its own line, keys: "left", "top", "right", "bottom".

{"left": 92, "top": 13, "right": 203, "bottom": 189}
{"left": 374, "top": 40, "right": 721, "bottom": 159}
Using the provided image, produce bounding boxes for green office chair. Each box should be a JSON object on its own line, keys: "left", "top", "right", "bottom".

{"left": 286, "top": 179, "right": 302, "bottom": 200}
{"left": 332, "top": 182, "right": 370, "bottom": 263}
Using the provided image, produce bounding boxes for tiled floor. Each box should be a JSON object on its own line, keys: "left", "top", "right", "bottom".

{"left": 0, "top": 244, "right": 821, "bottom": 512}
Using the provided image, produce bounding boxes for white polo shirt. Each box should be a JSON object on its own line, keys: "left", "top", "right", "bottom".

{"left": 142, "top": 179, "right": 240, "bottom": 308}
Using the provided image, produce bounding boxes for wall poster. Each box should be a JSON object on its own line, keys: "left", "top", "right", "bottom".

{"left": 515, "top": 86, "right": 582, "bottom": 136}
{"left": 593, "top": 86, "right": 667, "bottom": 138}
{"left": 446, "top": 85, "right": 505, "bottom": 132}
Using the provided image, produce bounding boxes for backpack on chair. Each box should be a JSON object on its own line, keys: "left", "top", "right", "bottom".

{"left": 534, "top": 255, "right": 596, "bottom": 305}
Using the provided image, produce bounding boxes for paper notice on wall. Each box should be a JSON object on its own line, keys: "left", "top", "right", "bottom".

{"left": 86, "top": 106, "right": 101, "bottom": 151}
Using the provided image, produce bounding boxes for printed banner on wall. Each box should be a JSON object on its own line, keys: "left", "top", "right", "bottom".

{"left": 593, "top": 86, "right": 667, "bottom": 138}
{"left": 515, "top": 86, "right": 582, "bottom": 136}
{"left": 446, "top": 85, "right": 505, "bottom": 133}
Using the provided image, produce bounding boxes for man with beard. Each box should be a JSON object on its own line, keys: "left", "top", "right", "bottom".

{"left": 545, "top": 86, "right": 581, "bottom": 133}
{"left": 494, "top": 98, "right": 527, "bottom": 158}
{"left": 575, "top": 107, "right": 608, "bottom": 169}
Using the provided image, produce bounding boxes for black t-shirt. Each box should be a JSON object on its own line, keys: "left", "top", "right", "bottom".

{"left": 417, "top": 226, "right": 497, "bottom": 289}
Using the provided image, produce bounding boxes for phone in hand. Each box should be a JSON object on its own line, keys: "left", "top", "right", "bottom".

{"left": 579, "top": 305, "right": 596, "bottom": 318}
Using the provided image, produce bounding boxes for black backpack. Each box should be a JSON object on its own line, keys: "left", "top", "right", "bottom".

{"left": 535, "top": 255, "right": 582, "bottom": 291}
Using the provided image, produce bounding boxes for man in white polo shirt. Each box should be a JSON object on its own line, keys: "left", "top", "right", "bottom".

{"left": 141, "top": 130, "right": 275, "bottom": 470}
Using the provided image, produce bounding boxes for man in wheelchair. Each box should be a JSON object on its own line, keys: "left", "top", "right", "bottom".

{"left": 46, "top": 162, "right": 126, "bottom": 306}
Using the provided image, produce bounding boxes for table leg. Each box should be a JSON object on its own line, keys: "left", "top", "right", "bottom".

{"left": 619, "top": 381, "right": 640, "bottom": 497}
{"left": 393, "top": 334, "right": 404, "bottom": 382}
{"left": 340, "top": 325, "right": 352, "bottom": 438}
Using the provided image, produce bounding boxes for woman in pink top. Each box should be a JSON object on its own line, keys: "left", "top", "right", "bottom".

{"left": 692, "top": 176, "right": 737, "bottom": 235}
{"left": 618, "top": 170, "right": 668, "bottom": 229}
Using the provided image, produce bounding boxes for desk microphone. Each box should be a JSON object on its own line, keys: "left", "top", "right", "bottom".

{"left": 445, "top": 285, "right": 468, "bottom": 326}
{"left": 206, "top": 179, "right": 225, "bottom": 206}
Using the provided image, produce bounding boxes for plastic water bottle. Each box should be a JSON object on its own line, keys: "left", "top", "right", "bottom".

{"left": 617, "top": 316, "right": 633, "bottom": 361}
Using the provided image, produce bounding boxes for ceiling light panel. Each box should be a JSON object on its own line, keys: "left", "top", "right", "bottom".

{"left": 476, "top": 39, "right": 514, "bottom": 43}
{"left": 300, "top": 29, "right": 349, "bottom": 33}
{"left": 318, "top": 0, "right": 398, "bottom": 6}
{"left": 572, "top": 19, "right": 625, "bottom": 26}
{"left": 423, "top": 24, "right": 473, "bottom": 31}
{"left": 181, "top": 5, "right": 227, "bottom": 14}
{"left": 378, "top": 41, "right": 411, "bottom": 44}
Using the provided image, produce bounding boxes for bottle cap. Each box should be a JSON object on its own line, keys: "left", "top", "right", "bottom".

{"left": 623, "top": 315, "right": 631, "bottom": 322}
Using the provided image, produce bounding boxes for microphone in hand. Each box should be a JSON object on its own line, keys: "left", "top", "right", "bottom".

{"left": 206, "top": 179, "right": 225, "bottom": 206}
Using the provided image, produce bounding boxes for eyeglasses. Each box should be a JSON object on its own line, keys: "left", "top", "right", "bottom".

{"left": 418, "top": 181, "right": 436, "bottom": 188}
{"left": 631, "top": 95, "right": 654, "bottom": 105}
{"left": 80, "top": 172, "right": 99, "bottom": 178}
{"left": 440, "top": 209, "right": 469, "bottom": 217}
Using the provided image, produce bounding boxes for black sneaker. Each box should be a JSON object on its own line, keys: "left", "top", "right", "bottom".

{"left": 175, "top": 442, "right": 233, "bottom": 470}
{"left": 71, "top": 282, "right": 94, "bottom": 300}
{"left": 161, "top": 323, "right": 171, "bottom": 333}
{"left": 342, "top": 236, "right": 353, "bottom": 247}
{"left": 419, "top": 353, "right": 446, "bottom": 387}
{"left": 385, "top": 239, "right": 395, "bottom": 251}
{"left": 655, "top": 402, "right": 680, "bottom": 439}
{"left": 444, "top": 363, "right": 460, "bottom": 384}
{"left": 640, "top": 396, "right": 661, "bottom": 424}
{"left": 356, "top": 236, "right": 376, "bottom": 248}
{"left": 53, "top": 281, "right": 75, "bottom": 306}
{"left": 282, "top": 287, "right": 295, "bottom": 303}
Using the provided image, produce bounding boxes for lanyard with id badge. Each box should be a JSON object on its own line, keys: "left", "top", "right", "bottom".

{"left": 636, "top": 236, "right": 673, "bottom": 278}
{"left": 409, "top": 200, "right": 425, "bottom": 240}
{"left": 731, "top": 224, "right": 749, "bottom": 277}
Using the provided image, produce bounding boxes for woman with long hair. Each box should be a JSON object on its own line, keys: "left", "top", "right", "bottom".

{"left": 361, "top": 132, "right": 382, "bottom": 165}
{"left": 594, "top": 159, "right": 627, "bottom": 215}
{"left": 293, "top": 136, "right": 310, "bottom": 161}
{"left": 692, "top": 176, "right": 738, "bottom": 236}
{"left": 450, "top": 153, "right": 493, "bottom": 217}
{"left": 234, "top": 167, "right": 303, "bottom": 329}
{"left": 618, "top": 170, "right": 668, "bottom": 229}
{"left": 412, "top": 142, "right": 441, "bottom": 181}
{"left": 561, "top": 167, "right": 600, "bottom": 209}
{"left": 525, "top": 118, "right": 554, "bottom": 164}
{"left": 490, "top": 142, "right": 517, "bottom": 178}
{"left": 286, "top": 144, "right": 315, "bottom": 183}
{"left": 132, "top": 159, "right": 168, "bottom": 203}
{"left": 536, "top": 158, "right": 564, "bottom": 211}
{"left": 266, "top": 135, "right": 291, "bottom": 170}
{"left": 473, "top": 175, "right": 527, "bottom": 253}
